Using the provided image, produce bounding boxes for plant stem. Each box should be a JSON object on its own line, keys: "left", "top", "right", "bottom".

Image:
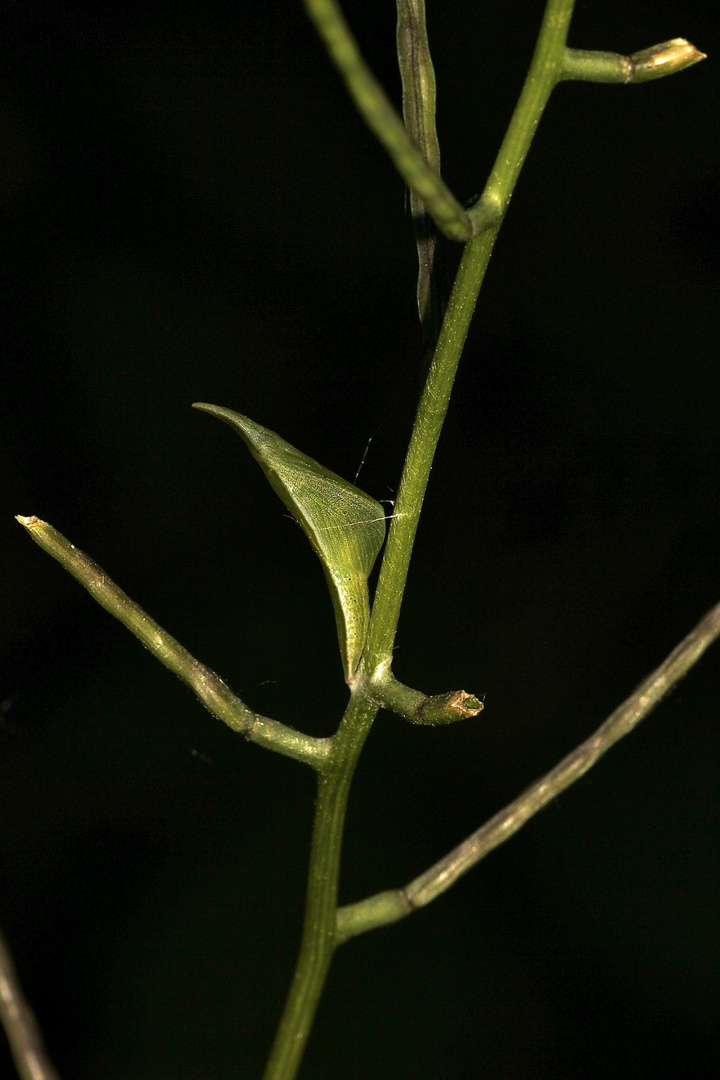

{"left": 0, "top": 930, "right": 61, "bottom": 1080}
{"left": 404, "top": 597, "right": 720, "bottom": 906}
{"left": 262, "top": 4, "right": 580, "bottom": 1077}
{"left": 261, "top": 694, "right": 378, "bottom": 1080}
{"left": 338, "top": 595, "right": 720, "bottom": 939}
{"left": 15, "top": 517, "right": 330, "bottom": 770}
{"left": 364, "top": 0, "right": 577, "bottom": 674}
{"left": 370, "top": 670, "right": 484, "bottom": 725}
{"left": 562, "top": 39, "right": 705, "bottom": 84}
{"left": 302, "top": 0, "right": 471, "bottom": 241}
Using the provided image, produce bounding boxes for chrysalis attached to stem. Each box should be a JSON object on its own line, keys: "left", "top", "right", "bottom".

{"left": 194, "top": 404, "right": 386, "bottom": 680}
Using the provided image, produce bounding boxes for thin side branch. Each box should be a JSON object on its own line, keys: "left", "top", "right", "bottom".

{"left": 303, "top": 0, "right": 472, "bottom": 242}
{"left": 0, "top": 930, "right": 61, "bottom": 1080}
{"left": 338, "top": 597, "right": 720, "bottom": 940}
{"left": 16, "top": 517, "right": 330, "bottom": 771}
{"left": 366, "top": 667, "right": 484, "bottom": 725}
{"left": 562, "top": 39, "right": 705, "bottom": 84}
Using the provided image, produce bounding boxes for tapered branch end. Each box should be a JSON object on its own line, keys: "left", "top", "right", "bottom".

{"left": 415, "top": 689, "right": 484, "bottom": 725}
{"left": 459, "top": 693, "right": 485, "bottom": 716}
{"left": 15, "top": 515, "right": 41, "bottom": 529}
{"left": 630, "top": 39, "right": 706, "bottom": 82}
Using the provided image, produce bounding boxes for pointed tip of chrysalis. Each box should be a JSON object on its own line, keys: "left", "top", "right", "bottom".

{"left": 193, "top": 402, "right": 255, "bottom": 436}
{"left": 192, "top": 404, "right": 275, "bottom": 460}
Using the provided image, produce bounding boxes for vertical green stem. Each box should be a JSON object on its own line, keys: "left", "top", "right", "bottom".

{"left": 362, "top": 226, "right": 498, "bottom": 670}
{"left": 263, "top": 3, "right": 577, "bottom": 1078}
{"left": 364, "top": 0, "right": 576, "bottom": 672}
{"left": 261, "top": 695, "right": 378, "bottom": 1080}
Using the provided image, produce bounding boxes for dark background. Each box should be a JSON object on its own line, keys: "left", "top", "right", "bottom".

{"left": 1, "top": 1, "right": 718, "bottom": 1077}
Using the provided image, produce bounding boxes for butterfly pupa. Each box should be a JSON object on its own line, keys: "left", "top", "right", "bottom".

{"left": 193, "top": 403, "right": 386, "bottom": 680}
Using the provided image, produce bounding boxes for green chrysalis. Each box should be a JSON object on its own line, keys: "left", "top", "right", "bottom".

{"left": 194, "top": 403, "right": 386, "bottom": 680}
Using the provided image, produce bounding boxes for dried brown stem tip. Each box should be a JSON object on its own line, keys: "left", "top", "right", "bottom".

{"left": 415, "top": 689, "right": 484, "bottom": 725}
{"left": 631, "top": 38, "right": 707, "bottom": 80}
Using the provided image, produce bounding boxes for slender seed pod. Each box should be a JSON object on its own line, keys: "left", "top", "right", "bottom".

{"left": 194, "top": 403, "right": 386, "bottom": 680}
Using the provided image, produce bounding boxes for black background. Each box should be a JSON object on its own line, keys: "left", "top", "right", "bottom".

{"left": 1, "top": 2, "right": 718, "bottom": 1077}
